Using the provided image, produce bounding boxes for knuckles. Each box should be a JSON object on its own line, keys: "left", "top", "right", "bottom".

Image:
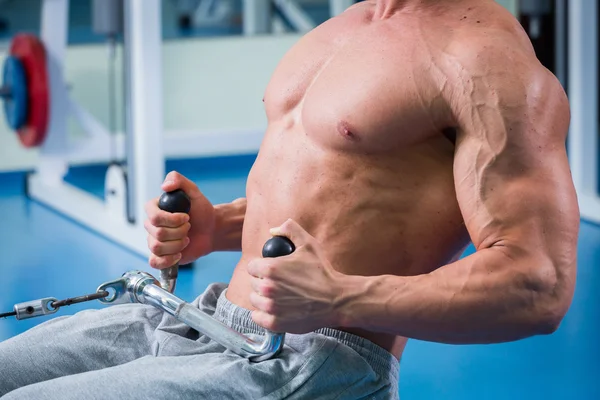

{"left": 147, "top": 212, "right": 188, "bottom": 230}
{"left": 148, "top": 257, "right": 158, "bottom": 268}
{"left": 259, "top": 314, "right": 280, "bottom": 332}
{"left": 148, "top": 238, "right": 163, "bottom": 254}
{"left": 259, "top": 280, "right": 276, "bottom": 298}
{"left": 149, "top": 254, "right": 178, "bottom": 269}
{"left": 261, "top": 260, "right": 284, "bottom": 279}
{"left": 153, "top": 223, "right": 189, "bottom": 241}
{"left": 148, "top": 213, "right": 162, "bottom": 227}
{"left": 261, "top": 262, "right": 275, "bottom": 278}
{"left": 154, "top": 227, "right": 168, "bottom": 241}
{"left": 250, "top": 260, "right": 277, "bottom": 278}
{"left": 148, "top": 255, "right": 164, "bottom": 269}
{"left": 262, "top": 298, "right": 277, "bottom": 314}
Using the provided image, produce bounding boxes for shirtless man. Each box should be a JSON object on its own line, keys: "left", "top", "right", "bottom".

{"left": 0, "top": 0, "right": 578, "bottom": 398}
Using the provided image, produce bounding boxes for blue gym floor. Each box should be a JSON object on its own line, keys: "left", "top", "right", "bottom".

{"left": 0, "top": 155, "right": 599, "bottom": 399}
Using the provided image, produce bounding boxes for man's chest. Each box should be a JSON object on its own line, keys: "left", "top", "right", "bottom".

{"left": 263, "top": 15, "right": 452, "bottom": 153}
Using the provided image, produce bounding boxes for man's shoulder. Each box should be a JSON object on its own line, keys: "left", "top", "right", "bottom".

{"left": 452, "top": 55, "right": 568, "bottom": 143}
{"left": 451, "top": 23, "right": 536, "bottom": 72}
{"left": 437, "top": 17, "right": 569, "bottom": 139}
{"left": 444, "top": 22, "right": 563, "bottom": 103}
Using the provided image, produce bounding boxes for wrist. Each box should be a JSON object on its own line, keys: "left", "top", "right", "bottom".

{"left": 334, "top": 273, "right": 379, "bottom": 329}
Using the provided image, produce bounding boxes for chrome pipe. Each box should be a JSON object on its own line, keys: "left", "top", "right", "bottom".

{"left": 98, "top": 270, "right": 284, "bottom": 361}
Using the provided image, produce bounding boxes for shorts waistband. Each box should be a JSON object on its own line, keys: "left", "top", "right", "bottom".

{"left": 214, "top": 288, "right": 399, "bottom": 380}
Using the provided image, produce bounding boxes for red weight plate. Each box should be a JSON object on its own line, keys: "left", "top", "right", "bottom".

{"left": 10, "top": 34, "right": 49, "bottom": 148}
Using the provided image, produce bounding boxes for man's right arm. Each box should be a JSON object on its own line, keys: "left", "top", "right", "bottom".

{"left": 212, "top": 198, "right": 247, "bottom": 252}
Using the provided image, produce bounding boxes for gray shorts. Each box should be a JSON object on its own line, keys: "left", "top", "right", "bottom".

{"left": 0, "top": 283, "right": 399, "bottom": 399}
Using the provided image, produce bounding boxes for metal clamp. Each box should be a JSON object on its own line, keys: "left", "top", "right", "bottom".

{"left": 97, "top": 271, "right": 285, "bottom": 362}
{"left": 14, "top": 297, "right": 59, "bottom": 320}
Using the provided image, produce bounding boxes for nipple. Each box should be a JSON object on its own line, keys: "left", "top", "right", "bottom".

{"left": 338, "top": 121, "right": 360, "bottom": 142}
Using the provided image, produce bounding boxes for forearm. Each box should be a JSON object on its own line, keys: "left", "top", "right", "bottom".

{"left": 211, "top": 198, "right": 246, "bottom": 252}
{"left": 337, "top": 247, "right": 567, "bottom": 344}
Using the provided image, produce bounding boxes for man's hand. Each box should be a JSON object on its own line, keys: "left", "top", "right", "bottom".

{"left": 145, "top": 171, "right": 216, "bottom": 268}
{"left": 247, "top": 219, "right": 346, "bottom": 334}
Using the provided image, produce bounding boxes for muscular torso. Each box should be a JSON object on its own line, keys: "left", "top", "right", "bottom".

{"left": 226, "top": 0, "right": 528, "bottom": 358}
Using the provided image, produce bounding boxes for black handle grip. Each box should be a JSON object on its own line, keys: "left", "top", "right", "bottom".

{"left": 155, "top": 190, "right": 192, "bottom": 292}
{"left": 262, "top": 236, "right": 295, "bottom": 258}
{"left": 158, "top": 189, "right": 191, "bottom": 214}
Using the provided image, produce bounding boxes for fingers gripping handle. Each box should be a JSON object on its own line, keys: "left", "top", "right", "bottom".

{"left": 255, "top": 235, "right": 295, "bottom": 356}
{"left": 157, "top": 189, "right": 191, "bottom": 293}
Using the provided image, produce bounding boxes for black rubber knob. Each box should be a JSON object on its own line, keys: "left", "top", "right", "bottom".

{"left": 262, "top": 236, "right": 295, "bottom": 258}
{"left": 158, "top": 189, "right": 191, "bottom": 214}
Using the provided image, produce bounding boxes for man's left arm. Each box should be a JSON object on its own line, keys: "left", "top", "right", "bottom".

{"left": 248, "top": 44, "right": 579, "bottom": 344}
{"left": 334, "top": 53, "right": 579, "bottom": 344}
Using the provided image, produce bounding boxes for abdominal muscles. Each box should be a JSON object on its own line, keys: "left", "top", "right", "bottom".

{"left": 240, "top": 123, "right": 469, "bottom": 279}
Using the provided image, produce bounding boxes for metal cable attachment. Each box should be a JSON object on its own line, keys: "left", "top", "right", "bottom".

{"left": 97, "top": 270, "right": 285, "bottom": 361}
{"left": 4, "top": 290, "right": 112, "bottom": 321}
{"left": 13, "top": 297, "right": 59, "bottom": 320}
